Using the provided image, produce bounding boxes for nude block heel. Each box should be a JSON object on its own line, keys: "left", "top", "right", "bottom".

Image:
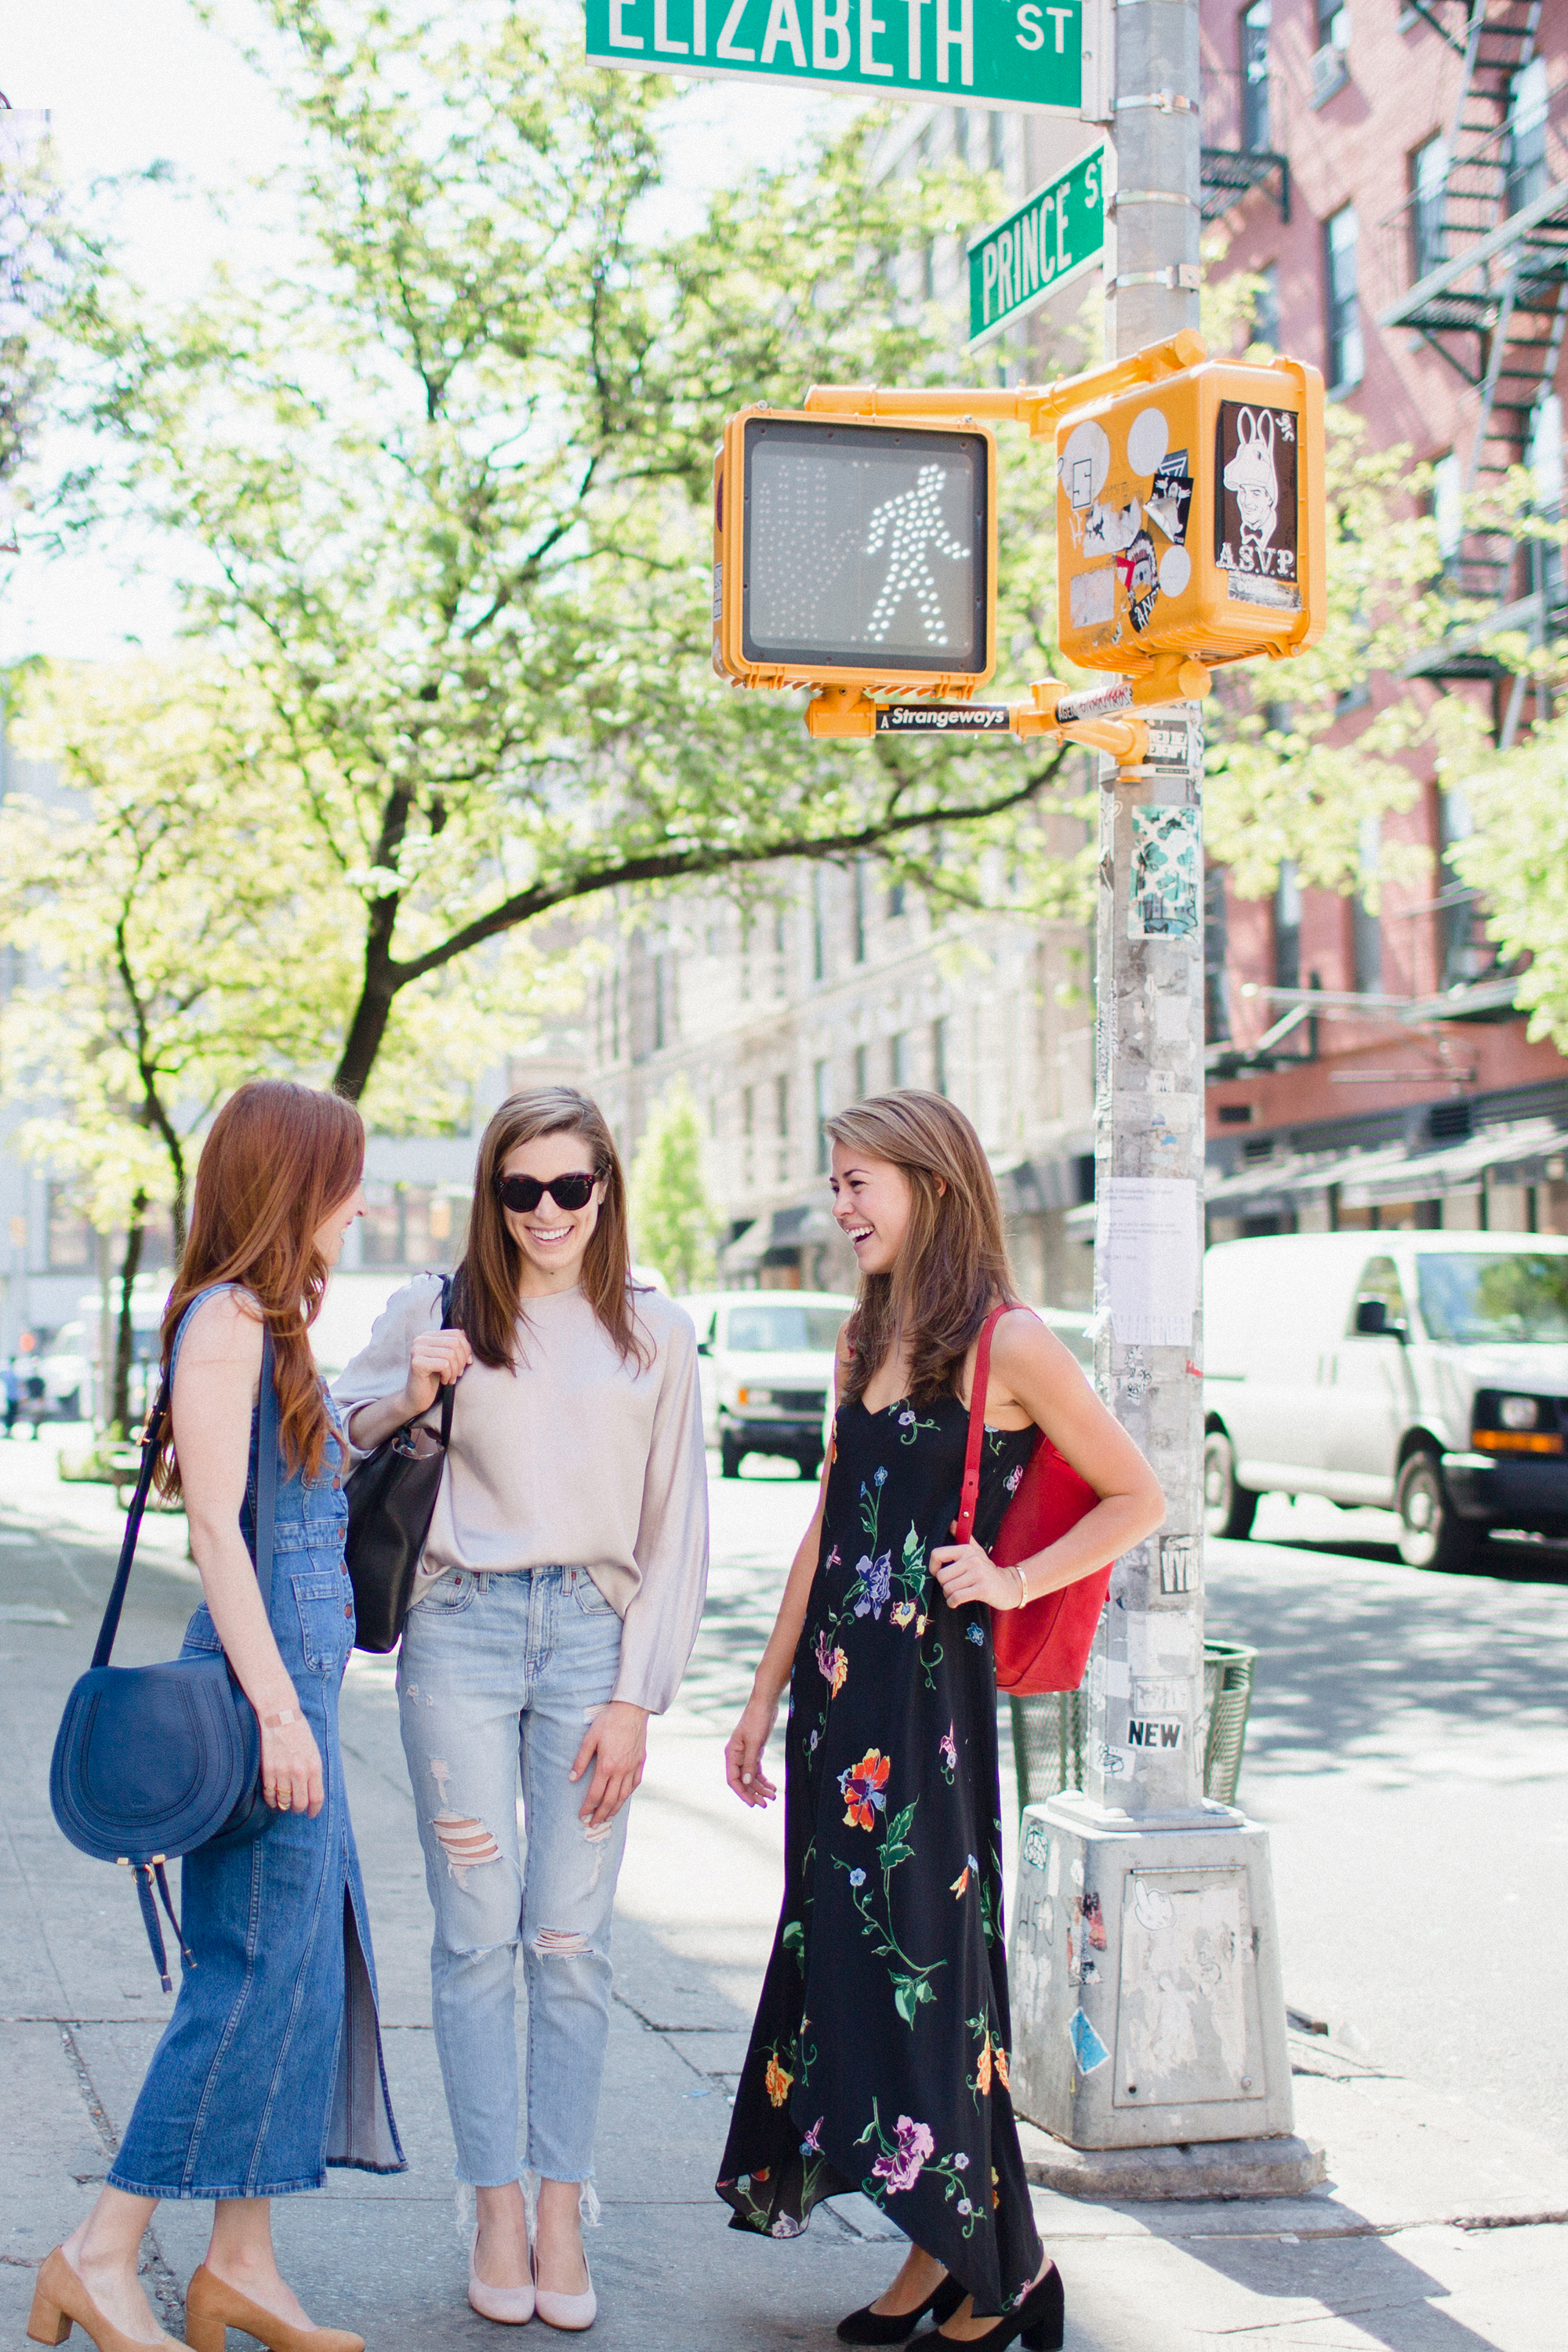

{"left": 181, "top": 2316, "right": 224, "bottom": 2352}
{"left": 25, "top": 2281, "right": 73, "bottom": 2346}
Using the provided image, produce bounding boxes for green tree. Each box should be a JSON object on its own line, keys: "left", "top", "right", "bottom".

{"left": 631, "top": 1084, "right": 717, "bottom": 1296}
{"left": 0, "top": 655, "right": 539, "bottom": 1421}
{"left": 54, "top": 0, "right": 1089, "bottom": 1103}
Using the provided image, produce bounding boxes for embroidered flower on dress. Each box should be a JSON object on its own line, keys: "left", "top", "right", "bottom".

{"left": 866, "top": 1552, "right": 892, "bottom": 1616}
{"left": 872, "top": 2114, "right": 934, "bottom": 2194}
{"left": 950, "top": 1867, "right": 971, "bottom": 1898}
{"left": 891, "top": 1601, "right": 916, "bottom": 1629}
{"left": 975, "top": 2036, "right": 993, "bottom": 2097}
{"left": 800, "top": 2118, "right": 824, "bottom": 2154}
{"left": 848, "top": 1868, "right": 866, "bottom": 1887}
{"left": 764, "top": 2055, "right": 793, "bottom": 2107}
{"left": 966, "top": 1622, "right": 985, "bottom": 1646}
{"left": 1004, "top": 1463, "right": 1025, "bottom": 1495}
{"left": 874, "top": 1465, "right": 888, "bottom": 1486}
{"left": 953, "top": 2152, "right": 970, "bottom": 2170}
{"left": 938, "top": 1726, "right": 957, "bottom": 1773}
{"left": 838, "top": 1749, "right": 891, "bottom": 1830}
{"left": 995, "top": 2045, "right": 1011, "bottom": 2091}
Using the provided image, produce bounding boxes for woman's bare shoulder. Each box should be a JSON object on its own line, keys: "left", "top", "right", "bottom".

{"left": 178, "top": 1287, "right": 265, "bottom": 1366}
{"left": 989, "top": 1305, "right": 1083, "bottom": 1389}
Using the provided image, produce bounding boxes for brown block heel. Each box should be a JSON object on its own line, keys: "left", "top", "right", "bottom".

{"left": 26, "top": 2249, "right": 183, "bottom": 2351}
{"left": 184, "top": 2266, "right": 365, "bottom": 2352}
{"left": 25, "top": 2278, "right": 73, "bottom": 2345}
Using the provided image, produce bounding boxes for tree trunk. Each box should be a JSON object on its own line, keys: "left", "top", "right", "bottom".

{"left": 332, "top": 972, "right": 397, "bottom": 1102}
{"left": 111, "top": 1194, "right": 147, "bottom": 1437}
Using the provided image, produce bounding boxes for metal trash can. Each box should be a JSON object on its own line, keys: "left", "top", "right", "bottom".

{"left": 1009, "top": 1639, "right": 1256, "bottom": 1813}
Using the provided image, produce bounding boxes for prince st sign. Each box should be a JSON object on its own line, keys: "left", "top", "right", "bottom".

{"left": 968, "top": 141, "right": 1104, "bottom": 346}
{"left": 585, "top": 0, "right": 1088, "bottom": 114}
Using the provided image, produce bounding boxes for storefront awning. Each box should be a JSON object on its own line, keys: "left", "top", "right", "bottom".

{"left": 1203, "top": 1121, "right": 1568, "bottom": 1217}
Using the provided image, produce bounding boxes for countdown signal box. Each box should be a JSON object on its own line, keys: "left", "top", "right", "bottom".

{"left": 713, "top": 410, "right": 999, "bottom": 694}
{"left": 1055, "top": 354, "right": 1325, "bottom": 678}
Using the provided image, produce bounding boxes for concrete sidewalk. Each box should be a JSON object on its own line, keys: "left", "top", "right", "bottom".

{"left": 2, "top": 1452, "right": 1563, "bottom": 2350}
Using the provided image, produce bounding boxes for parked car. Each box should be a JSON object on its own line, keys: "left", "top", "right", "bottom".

{"left": 1202, "top": 1231, "right": 1568, "bottom": 1570}
{"left": 681, "top": 1290, "right": 855, "bottom": 1479}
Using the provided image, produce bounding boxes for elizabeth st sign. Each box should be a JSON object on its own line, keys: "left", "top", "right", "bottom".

{"left": 585, "top": 0, "right": 1091, "bottom": 113}
{"left": 968, "top": 140, "right": 1103, "bottom": 347}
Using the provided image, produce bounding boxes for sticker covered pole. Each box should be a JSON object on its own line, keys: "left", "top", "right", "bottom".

{"left": 1007, "top": 0, "right": 1315, "bottom": 2189}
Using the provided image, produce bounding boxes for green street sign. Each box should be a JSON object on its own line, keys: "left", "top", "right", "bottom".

{"left": 967, "top": 142, "right": 1105, "bottom": 347}
{"left": 585, "top": 0, "right": 1087, "bottom": 115}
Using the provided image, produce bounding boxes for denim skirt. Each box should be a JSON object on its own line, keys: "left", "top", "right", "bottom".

{"left": 108, "top": 1431, "right": 405, "bottom": 2200}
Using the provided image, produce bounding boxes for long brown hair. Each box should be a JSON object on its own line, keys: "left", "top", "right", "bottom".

{"left": 455, "top": 1086, "right": 647, "bottom": 1371}
{"left": 825, "top": 1089, "right": 1018, "bottom": 1408}
{"left": 158, "top": 1080, "right": 365, "bottom": 1495}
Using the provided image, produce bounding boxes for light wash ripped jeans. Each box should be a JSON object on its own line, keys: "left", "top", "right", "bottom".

{"left": 397, "top": 1565, "right": 628, "bottom": 2190}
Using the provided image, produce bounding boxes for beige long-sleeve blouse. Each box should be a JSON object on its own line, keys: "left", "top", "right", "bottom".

{"left": 332, "top": 1275, "right": 709, "bottom": 1715}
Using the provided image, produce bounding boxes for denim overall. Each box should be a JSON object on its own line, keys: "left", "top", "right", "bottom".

{"left": 109, "top": 1286, "right": 405, "bottom": 2199}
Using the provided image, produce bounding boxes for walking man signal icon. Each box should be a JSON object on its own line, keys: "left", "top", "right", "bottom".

{"left": 863, "top": 463, "right": 971, "bottom": 646}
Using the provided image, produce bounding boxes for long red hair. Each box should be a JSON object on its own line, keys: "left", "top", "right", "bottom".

{"left": 158, "top": 1081, "right": 365, "bottom": 1494}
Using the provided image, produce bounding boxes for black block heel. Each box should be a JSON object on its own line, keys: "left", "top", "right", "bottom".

{"left": 937, "top": 2262, "right": 1063, "bottom": 2352}
{"left": 838, "top": 2274, "right": 966, "bottom": 2344}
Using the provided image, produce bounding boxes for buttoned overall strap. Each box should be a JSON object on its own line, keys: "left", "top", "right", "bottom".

{"left": 91, "top": 1325, "right": 280, "bottom": 1670}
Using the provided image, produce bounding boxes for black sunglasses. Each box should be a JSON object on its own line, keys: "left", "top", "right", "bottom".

{"left": 493, "top": 1170, "right": 601, "bottom": 1214}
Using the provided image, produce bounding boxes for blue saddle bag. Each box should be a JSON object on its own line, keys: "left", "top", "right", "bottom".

{"left": 49, "top": 1334, "right": 281, "bottom": 1987}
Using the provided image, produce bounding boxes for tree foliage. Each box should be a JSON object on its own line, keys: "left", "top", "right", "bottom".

{"left": 630, "top": 1081, "right": 717, "bottom": 1295}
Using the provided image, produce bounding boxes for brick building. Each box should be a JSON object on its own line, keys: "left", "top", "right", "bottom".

{"left": 1198, "top": 0, "right": 1568, "bottom": 1238}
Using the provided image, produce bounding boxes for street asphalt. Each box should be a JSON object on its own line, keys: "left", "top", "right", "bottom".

{"left": 2, "top": 1434, "right": 1565, "bottom": 2349}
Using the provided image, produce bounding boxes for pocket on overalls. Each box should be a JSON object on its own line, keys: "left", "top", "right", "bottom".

{"left": 180, "top": 1602, "right": 224, "bottom": 1657}
{"left": 292, "top": 1569, "right": 353, "bottom": 1672}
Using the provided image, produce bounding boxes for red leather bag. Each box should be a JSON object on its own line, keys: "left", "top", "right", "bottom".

{"left": 953, "top": 1305, "right": 1112, "bottom": 1695}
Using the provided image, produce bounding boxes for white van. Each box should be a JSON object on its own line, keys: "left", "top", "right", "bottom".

{"left": 1203, "top": 1231, "right": 1568, "bottom": 1570}
{"left": 681, "top": 1290, "right": 855, "bottom": 1479}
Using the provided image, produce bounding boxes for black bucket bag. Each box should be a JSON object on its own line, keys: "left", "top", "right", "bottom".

{"left": 343, "top": 1276, "right": 455, "bottom": 1653}
{"left": 49, "top": 1335, "right": 281, "bottom": 1988}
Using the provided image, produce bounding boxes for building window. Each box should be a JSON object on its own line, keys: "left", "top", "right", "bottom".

{"left": 1439, "top": 788, "right": 1480, "bottom": 985}
{"left": 1352, "top": 816, "right": 1382, "bottom": 993}
{"left": 742, "top": 1085, "right": 755, "bottom": 1188}
{"left": 652, "top": 950, "right": 670, "bottom": 1052}
{"left": 45, "top": 1186, "right": 93, "bottom": 1272}
{"left": 1316, "top": 0, "right": 1348, "bottom": 53}
{"left": 886, "top": 876, "right": 906, "bottom": 920}
{"left": 853, "top": 1043, "right": 868, "bottom": 1101}
{"left": 1252, "top": 260, "right": 1279, "bottom": 350}
{"left": 1273, "top": 860, "right": 1301, "bottom": 993}
{"left": 988, "top": 112, "right": 1004, "bottom": 174}
{"left": 814, "top": 1059, "right": 831, "bottom": 1173}
{"left": 811, "top": 868, "right": 826, "bottom": 982}
{"left": 1240, "top": 1, "right": 1271, "bottom": 154}
{"left": 1431, "top": 449, "right": 1462, "bottom": 568}
{"left": 775, "top": 1073, "right": 789, "bottom": 1183}
{"left": 359, "top": 1183, "right": 463, "bottom": 1269}
{"left": 1506, "top": 56, "right": 1549, "bottom": 218}
{"left": 1324, "top": 205, "right": 1362, "bottom": 392}
{"left": 931, "top": 1016, "right": 949, "bottom": 1096}
{"left": 1410, "top": 133, "right": 1446, "bottom": 282}
{"left": 891, "top": 1030, "right": 912, "bottom": 1087}
{"left": 852, "top": 859, "right": 867, "bottom": 964}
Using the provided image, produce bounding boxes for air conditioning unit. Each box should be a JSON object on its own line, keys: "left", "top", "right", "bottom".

{"left": 1308, "top": 43, "right": 1349, "bottom": 106}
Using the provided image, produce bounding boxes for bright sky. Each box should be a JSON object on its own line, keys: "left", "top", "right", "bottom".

{"left": 0, "top": 0, "right": 852, "bottom": 664}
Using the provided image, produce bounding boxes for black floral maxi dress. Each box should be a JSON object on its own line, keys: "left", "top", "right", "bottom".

{"left": 717, "top": 1391, "right": 1046, "bottom": 2318}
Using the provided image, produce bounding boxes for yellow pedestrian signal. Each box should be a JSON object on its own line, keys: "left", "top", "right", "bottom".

{"left": 1054, "top": 355, "right": 1325, "bottom": 677}
{"left": 713, "top": 410, "right": 998, "bottom": 694}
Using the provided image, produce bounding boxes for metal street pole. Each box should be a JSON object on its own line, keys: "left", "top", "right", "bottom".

{"left": 1008, "top": 0, "right": 1316, "bottom": 2187}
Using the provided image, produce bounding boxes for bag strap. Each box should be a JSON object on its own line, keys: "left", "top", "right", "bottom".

{"left": 437, "top": 1275, "right": 456, "bottom": 1448}
{"left": 92, "top": 1323, "right": 280, "bottom": 1671}
{"left": 954, "top": 1305, "right": 1010, "bottom": 1546}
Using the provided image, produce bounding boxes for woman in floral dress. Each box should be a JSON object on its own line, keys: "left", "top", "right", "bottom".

{"left": 718, "top": 1092, "right": 1164, "bottom": 2352}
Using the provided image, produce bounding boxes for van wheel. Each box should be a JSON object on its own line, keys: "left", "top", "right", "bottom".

{"left": 1395, "top": 1450, "right": 1480, "bottom": 1573}
{"left": 1203, "top": 1431, "right": 1259, "bottom": 1540}
{"left": 720, "top": 1436, "right": 745, "bottom": 1480}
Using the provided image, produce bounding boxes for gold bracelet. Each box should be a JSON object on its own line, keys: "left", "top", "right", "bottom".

{"left": 1013, "top": 1565, "right": 1029, "bottom": 1609}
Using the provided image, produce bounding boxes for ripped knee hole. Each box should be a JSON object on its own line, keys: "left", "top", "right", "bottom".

{"left": 430, "top": 1810, "right": 503, "bottom": 1882}
{"left": 532, "top": 1928, "right": 594, "bottom": 1958}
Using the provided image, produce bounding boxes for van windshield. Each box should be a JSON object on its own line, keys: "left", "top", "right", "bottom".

{"left": 1416, "top": 1253, "right": 1568, "bottom": 1345}
{"left": 726, "top": 1305, "right": 846, "bottom": 1353}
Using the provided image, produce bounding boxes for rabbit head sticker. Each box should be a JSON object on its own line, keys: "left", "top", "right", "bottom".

{"left": 1215, "top": 400, "right": 1299, "bottom": 601}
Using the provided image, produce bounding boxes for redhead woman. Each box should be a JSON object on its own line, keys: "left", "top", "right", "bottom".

{"left": 31, "top": 1081, "right": 402, "bottom": 2352}
{"left": 717, "top": 1091, "right": 1165, "bottom": 2352}
{"left": 336, "top": 1086, "right": 708, "bottom": 2333}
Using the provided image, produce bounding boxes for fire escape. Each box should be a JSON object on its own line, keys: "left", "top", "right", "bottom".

{"left": 1377, "top": 2, "right": 1568, "bottom": 724}
{"left": 1200, "top": 5, "right": 1290, "bottom": 230}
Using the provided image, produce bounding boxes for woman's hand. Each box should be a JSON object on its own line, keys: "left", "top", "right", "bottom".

{"left": 725, "top": 1690, "right": 782, "bottom": 1808}
{"left": 928, "top": 1535, "right": 1023, "bottom": 1614}
{"left": 570, "top": 1700, "right": 648, "bottom": 1829}
{"left": 404, "top": 1327, "right": 473, "bottom": 1419}
{"left": 260, "top": 1703, "right": 325, "bottom": 1817}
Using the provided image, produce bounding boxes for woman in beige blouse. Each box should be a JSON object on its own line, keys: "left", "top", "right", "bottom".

{"left": 336, "top": 1087, "right": 708, "bottom": 2335}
